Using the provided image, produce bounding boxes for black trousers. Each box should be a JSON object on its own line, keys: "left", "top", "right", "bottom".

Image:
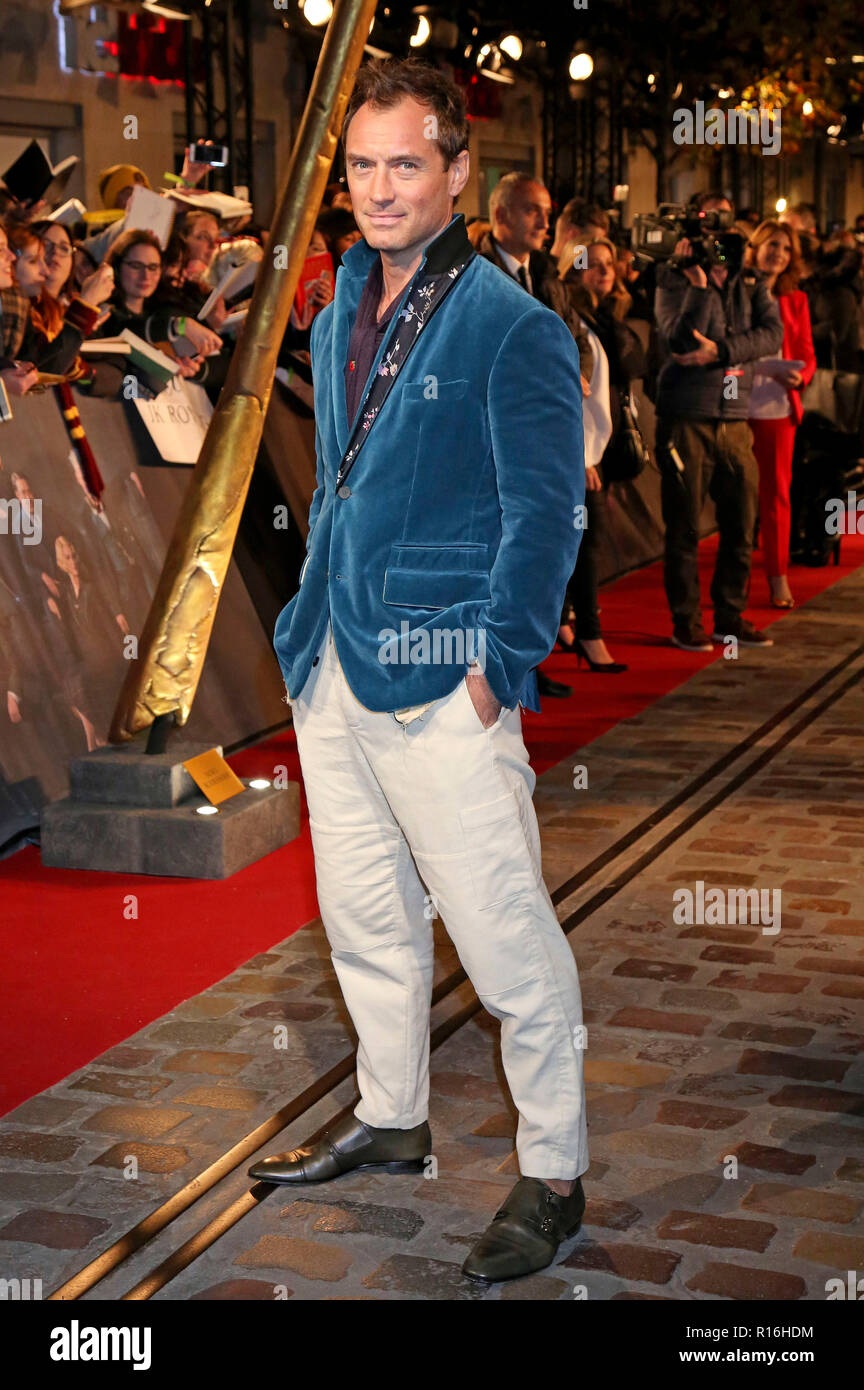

{"left": 563, "top": 471, "right": 606, "bottom": 641}
{"left": 658, "top": 418, "right": 759, "bottom": 629}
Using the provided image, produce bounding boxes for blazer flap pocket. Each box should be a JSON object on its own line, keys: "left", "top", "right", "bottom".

{"left": 383, "top": 543, "right": 491, "bottom": 608}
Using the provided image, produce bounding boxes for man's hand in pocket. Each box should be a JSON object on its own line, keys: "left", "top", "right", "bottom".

{"left": 465, "top": 668, "right": 502, "bottom": 729}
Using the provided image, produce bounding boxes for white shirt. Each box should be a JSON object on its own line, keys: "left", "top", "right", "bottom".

{"left": 494, "top": 238, "right": 533, "bottom": 296}
{"left": 578, "top": 319, "right": 613, "bottom": 467}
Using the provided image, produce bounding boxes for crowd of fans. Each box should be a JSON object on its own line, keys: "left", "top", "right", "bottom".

{"left": 0, "top": 147, "right": 366, "bottom": 407}
{"left": 0, "top": 150, "right": 364, "bottom": 751}
{"left": 467, "top": 180, "right": 864, "bottom": 675}
{"left": 1, "top": 144, "right": 862, "bottom": 700}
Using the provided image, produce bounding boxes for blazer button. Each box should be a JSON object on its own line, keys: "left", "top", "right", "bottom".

{"left": 337, "top": 485, "right": 351, "bottom": 499}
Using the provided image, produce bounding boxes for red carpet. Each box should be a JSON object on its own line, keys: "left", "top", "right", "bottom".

{"left": 2, "top": 529, "right": 862, "bottom": 1115}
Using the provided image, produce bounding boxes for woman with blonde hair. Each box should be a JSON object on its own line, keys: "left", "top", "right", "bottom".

{"left": 558, "top": 234, "right": 633, "bottom": 321}
{"left": 555, "top": 236, "right": 645, "bottom": 671}
{"left": 744, "top": 219, "right": 816, "bottom": 607}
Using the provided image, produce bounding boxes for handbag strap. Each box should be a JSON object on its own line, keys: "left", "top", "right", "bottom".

{"left": 335, "top": 248, "right": 476, "bottom": 493}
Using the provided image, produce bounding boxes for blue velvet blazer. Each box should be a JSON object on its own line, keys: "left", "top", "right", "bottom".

{"left": 273, "top": 212, "right": 584, "bottom": 713}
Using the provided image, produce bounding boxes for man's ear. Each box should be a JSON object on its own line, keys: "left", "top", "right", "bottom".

{"left": 448, "top": 149, "right": 470, "bottom": 200}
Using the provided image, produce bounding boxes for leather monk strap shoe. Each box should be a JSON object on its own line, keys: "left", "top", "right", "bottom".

{"left": 461, "top": 1176, "right": 586, "bottom": 1282}
{"left": 247, "top": 1112, "right": 431, "bottom": 1185}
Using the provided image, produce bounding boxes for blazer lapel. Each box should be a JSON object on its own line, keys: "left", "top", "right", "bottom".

{"left": 328, "top": 215, "right": 471, "bottom": 459}
{"left": 329, "top": 237, "right": 377, "bottom": 457}
{"left": 330, "top": 297, "right": 353, "bottom": 457}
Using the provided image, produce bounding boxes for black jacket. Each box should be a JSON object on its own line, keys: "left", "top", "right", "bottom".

{"left": 577, "top": 300, "right": 646, "bottom": 447}
{"left": 654, "top": 264, "right": 783, "bottom": 420}
{"left": 802, "top": 245, "right": 863, "bottom": 371}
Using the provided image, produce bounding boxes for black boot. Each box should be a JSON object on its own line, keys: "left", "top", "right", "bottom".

{"left": 537, "top": 670, "right": 572, "bottom": 699}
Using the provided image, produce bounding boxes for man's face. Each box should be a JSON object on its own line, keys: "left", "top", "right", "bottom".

{"left": 701, "top": 197, "right": 733, "bottom": 217}
{"left": 497, "top": 182, "right": 551, "bottom": 256}
{"left": 345, "top": 96, "right": 468, "bottom": 262}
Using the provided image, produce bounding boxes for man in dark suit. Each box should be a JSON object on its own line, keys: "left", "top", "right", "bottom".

{"left": 249, "top": 57, "right": 588, "bottom": 1283}
{"left": 478, "top": 172, "right": 592, "bottom": 699}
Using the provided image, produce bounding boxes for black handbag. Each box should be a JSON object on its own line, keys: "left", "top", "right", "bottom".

{"left": 602, "top": 391, "right": 648, "bottom": 482}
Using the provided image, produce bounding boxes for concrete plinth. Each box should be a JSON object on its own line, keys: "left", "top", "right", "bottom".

{"left": 41, "top": 745, "right": 300, "bottom": 879}
{"left": 68, "top": 741, "right": 218, "bottom": 808}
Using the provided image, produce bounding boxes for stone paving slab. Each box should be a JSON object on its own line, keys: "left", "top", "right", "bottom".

{"left": 1, "top": 567, "right": 863, "bottom": 1300}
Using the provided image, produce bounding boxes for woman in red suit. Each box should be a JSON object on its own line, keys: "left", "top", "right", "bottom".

{"left": 744, "top": 221, "right": 817, "bottom": 608}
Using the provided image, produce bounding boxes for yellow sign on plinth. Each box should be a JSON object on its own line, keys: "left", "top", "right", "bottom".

{"left": 182, "top": 749, "right": 245, "bottom": 806}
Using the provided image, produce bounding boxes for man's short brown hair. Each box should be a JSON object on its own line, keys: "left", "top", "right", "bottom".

{"left": 341, "top": 57, "right": 469, "bottom": 168}
{"left": 560, "top": 198, "right": 609, "bottom": 236}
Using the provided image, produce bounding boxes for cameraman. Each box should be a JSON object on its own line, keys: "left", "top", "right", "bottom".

{"left": 654, "top": 219, "right": 783, "bottom": 651}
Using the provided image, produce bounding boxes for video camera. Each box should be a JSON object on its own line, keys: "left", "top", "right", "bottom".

{"left": 631, "top": 201, "right": 743, "bottom": 274}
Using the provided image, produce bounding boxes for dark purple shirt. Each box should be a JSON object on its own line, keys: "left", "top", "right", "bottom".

{"left": 344, "top": 257, "right": 402, "bottom": 430}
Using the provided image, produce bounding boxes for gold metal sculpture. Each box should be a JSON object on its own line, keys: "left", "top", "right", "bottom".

{"left": 110, "top": 0, "right": 379, "bottom": 742}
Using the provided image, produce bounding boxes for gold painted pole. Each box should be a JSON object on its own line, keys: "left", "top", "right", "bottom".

{"left": 109, "top": 0, "right": 378, "bottom": 742}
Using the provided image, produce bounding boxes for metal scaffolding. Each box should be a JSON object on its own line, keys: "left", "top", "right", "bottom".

{"left": 182, "top": 0, "right": 255, "bottom": 198}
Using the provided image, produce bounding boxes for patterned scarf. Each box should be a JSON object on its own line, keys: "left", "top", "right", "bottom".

{"left": 335, "top": 246, "right": 476, "bottom": 493}
{"left": 0, "top": 286, "right": 30, "bottom": 359}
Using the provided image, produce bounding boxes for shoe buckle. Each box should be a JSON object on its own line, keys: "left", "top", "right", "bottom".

{"left": 539, "top": 1185, "right": 558, "bottom": 1235}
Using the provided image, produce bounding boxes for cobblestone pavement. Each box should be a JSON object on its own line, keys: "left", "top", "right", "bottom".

{"left": 1, "top": 569, "right": 862, "bottom": 1301}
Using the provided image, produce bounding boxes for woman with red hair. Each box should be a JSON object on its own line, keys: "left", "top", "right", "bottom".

{"left": 5, "top": 223, "right": 113, "bottom": 375}
{"left": 744, "top": 220, "right": 817, "bottom": 608}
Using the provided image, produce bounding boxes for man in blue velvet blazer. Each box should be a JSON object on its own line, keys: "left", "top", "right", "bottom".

{"left": 252, "top": 57, "right": 589, "bottom": 1283}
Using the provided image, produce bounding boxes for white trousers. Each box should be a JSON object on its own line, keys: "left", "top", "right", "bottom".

{"left": 289, "top": 620, "right": 589, "bottom": 1179}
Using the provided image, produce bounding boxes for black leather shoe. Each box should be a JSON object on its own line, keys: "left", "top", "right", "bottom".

{"left": 462, "top": 1176, "right": 586, "bottom": 1282}
{"left": 537, "top": 671, "right": 572, "bottom": 699}
{"left": 247, "top": 1112, "right": 430, "bottom": 1185}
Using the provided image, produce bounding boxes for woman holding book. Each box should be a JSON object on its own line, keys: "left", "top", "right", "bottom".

{"left": 95, "top": 229, "right": 222, "bottom": 388}
{"left": 5, "top": 223, "right": 112, "bottom": 377}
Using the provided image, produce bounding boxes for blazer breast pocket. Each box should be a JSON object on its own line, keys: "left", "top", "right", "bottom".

{"left": 401, "top": 378, "right": 470, "bottom": 403}
{"left": 382, "top": 541, "right": 491, "bottom": 610}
